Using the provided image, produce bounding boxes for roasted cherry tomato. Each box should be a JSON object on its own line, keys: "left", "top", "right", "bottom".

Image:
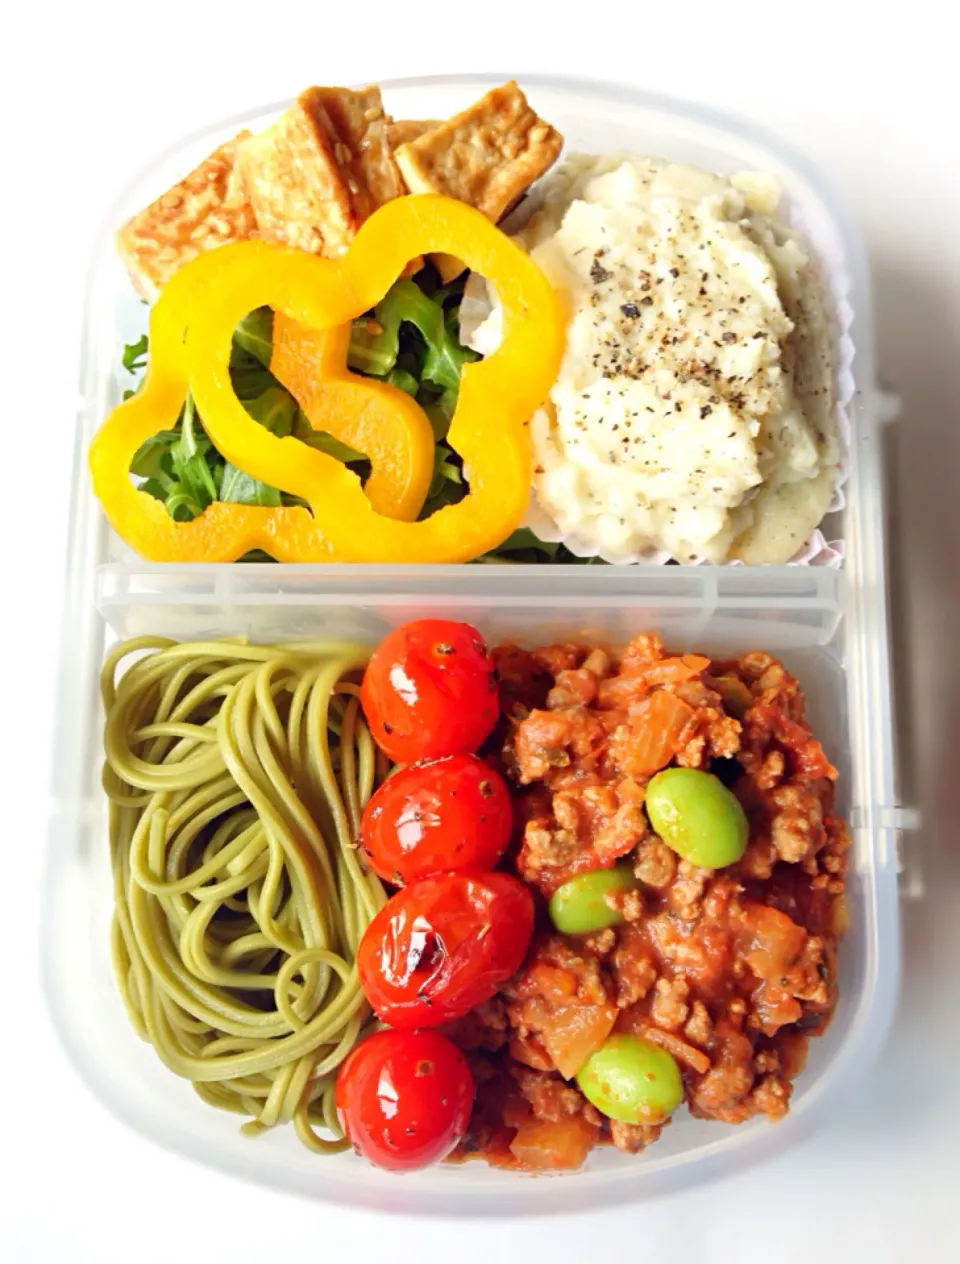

{"left": 335, "top": 1028, "right": 474, "bottom": 1172}
{"left": 360, "top": 619, "right": 498, "bottom": 763}
{"left": 359, "top": 755, "right": 513, "bottom": 884}
{"left": 357, "top": 871, "right": 534, "bottom": 1027}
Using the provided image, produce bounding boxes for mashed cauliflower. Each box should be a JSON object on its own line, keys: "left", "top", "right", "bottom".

{"left": 464, "top": 155, "right": 839, "bottom": 564}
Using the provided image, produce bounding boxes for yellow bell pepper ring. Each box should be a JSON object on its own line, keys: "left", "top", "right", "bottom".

{"left": 90, "top": 193, "right": 565, "bottom": 564}
{"left": 186, "top": 196, "right": 565, "bottom": 563}
{"left": 88, "top": 246, "right": 433, "bottom": 560}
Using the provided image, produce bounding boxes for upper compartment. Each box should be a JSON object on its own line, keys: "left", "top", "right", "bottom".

{"left": 80, "top": 76, "right": 881, "bottom": 577}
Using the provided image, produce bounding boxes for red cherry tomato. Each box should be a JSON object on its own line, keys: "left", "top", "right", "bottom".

{"left": 336, "top": 1028, "right": 474, "bottom": 1172}
{"left": 360, "top": 755, "right": 513, "bottom": 885}
{"left": 360, "top": 619, "right": 498, "bottom": 763}
{"left": 357, "top": 871, "right": 534, "bottom": 1028}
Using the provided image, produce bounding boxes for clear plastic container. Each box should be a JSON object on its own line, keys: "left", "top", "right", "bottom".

{"left": 43, "top": 75, "right": 906, "bottom": 1216}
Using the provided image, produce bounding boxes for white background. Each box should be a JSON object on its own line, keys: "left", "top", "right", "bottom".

{"left": 4, "top": 3, "right": 959, "bottom": 1260}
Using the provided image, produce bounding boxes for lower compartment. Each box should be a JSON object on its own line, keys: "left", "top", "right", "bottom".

{"left": 42, "top": 566, "right": 899, "bottom": 1214}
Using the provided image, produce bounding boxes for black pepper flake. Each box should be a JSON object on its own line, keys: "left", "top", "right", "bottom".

{"left": 620, "top": 302, "right": 640, "bottom": 318}
{"left": 669, "top": 267, "right": 679, "bottom": 278}
{"left": 700, "top": 405, "right": 713, "bottom": 418}
{"left": 590, "top": 258, "right": 613, "bottom": 284}
{"left": 641, "top": 296, "right": 653, "bottom": 307}
{"left": 722, "top": 331, "right": 737, "bottom": 343}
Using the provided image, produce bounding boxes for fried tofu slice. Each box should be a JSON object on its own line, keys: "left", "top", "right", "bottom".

{"left": 387, "top": 119, "right": 440, "bottom": 149}
{"left": 116, "top": 133, "right": 257, "bottom": 301}
{"left": 394, "top": 81, "right": 562, "bottom": 281}
{"left": 394, "top": 81, "right": 562, "bottom": 218}
{"left": 237, "top": 85, "right": 404, "bottom": 257}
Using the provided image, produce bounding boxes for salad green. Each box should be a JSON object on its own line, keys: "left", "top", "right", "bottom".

{"left": 124, "top": 269, "right": 601, "bottom": 564}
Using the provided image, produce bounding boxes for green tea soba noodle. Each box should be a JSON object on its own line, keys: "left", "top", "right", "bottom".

{"left": 100, "top": 636, "right": 388, "bottom": 1152}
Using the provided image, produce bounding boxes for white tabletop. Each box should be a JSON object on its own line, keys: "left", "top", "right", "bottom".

{"left": 5, "top": 4, "right": 959, "bottom": 1260}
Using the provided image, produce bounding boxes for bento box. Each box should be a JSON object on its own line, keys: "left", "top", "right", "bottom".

{"left": 43, "top": 74, "right": 904, "bottom": 1216}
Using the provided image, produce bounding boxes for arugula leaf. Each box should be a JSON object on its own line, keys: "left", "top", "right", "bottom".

{"left": 392, "top": 280, "right": 478, "bottom": 392}
{"left": 243, "top": 386, "right": 298, "bottom": 438}
{"left": 122, "top": 335, "right": 148, "bottom": 374}
{"left": 348, "top": 312, "right": 403, "bottom": 377}
{"left": 421, "top": 387, "right": 459, "bottom": 441}
{"left": 169, "top": 394, "right": 219, "bottom": 509}
{"left": 387, "top": 367, "right": 419, "bottom": 397}
{"left": 493, "top": 528, "right": 560, "bottom": 556}
{"left": 477, "top": 528, "right": 562, "bottom": 564}
{"left": 432, "top": 444, "right": 462, "bottom": 488}
{"left": 232, "top": 309, "right": 273, "bottom": 369}
{"left": 419, "top": 443, "right": 467, "bottom": 518}
{"left": 139, "top": 477, "right": 170, "bottom": 503}
{"left": 218, "top": 465, "right": 282, "bottom": 506}
{"left": 123, "top": 276, "right": 489, "bottom": 537}
{"left": 130, "top": 429, "right": 182, "bottom": 480}
{"left": 232, "top": 364, "right": 277, "bottom": 402}
{"left": 347, "top": 280, "right": 478, "bottom": 394}
{"left": 215, "top": 387, "right": 301, "bottom": 506}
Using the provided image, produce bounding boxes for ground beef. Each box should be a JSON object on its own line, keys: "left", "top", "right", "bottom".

{"left": 449, "top": 633, "right": 849, "bottom": 1171}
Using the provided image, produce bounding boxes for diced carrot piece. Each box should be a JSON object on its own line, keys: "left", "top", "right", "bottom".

{"left": 619, "top": 689, "right": 697, "bottom": 778}
{"left": 509, "top": 1115, "right": 600, "bottom": 1171}
{"left": 539, "top": 999, "right": 618, "bottom": 1079}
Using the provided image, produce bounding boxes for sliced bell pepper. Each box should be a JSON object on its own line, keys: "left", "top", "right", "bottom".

{"left": 269, "top": 316, "right": 433, "bottom": 522}
{"left": 90, "top": 193, "right": 565, "bottom": 564}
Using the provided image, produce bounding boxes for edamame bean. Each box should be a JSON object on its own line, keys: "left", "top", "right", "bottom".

{"left": 645, "top": 767, "right": 748, "bottom": 868}
{"left": 548, "top": 865, "right": 637, "bottom": 935}
{"left": 576, "top": 1034, "right": 683, "bottom": 1124}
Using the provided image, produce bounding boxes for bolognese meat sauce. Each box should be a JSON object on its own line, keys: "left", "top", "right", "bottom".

{"left": 445, "top": 634, "right": 848, "bottom": 1168}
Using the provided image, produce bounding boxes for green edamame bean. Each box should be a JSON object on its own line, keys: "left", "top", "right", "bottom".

{"left": 645, "top": 767, "right": 748, "bottom": 868}
{"left": 548, "top": 864, "right": 637, "bottom": 935}
{"left": 576, "top": 1034, "right": 683, "bottom": 1124}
